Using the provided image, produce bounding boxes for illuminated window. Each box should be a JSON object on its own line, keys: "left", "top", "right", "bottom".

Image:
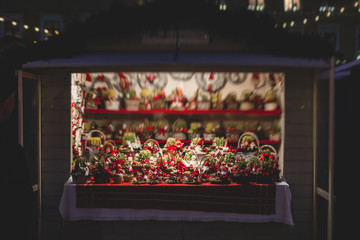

{"left": 219, "top": 0, "right": 227, "bottom": 11}
{"left": 284, "top": 0, "right": 301, "bottom": 12}
{"left": 0, "top": 15, "right": 23, "bottom": 38}
{"left": 248, "top": 0, "right": 265, "bottom": 11}
{"left": 40, "top": 14, "right": 64, "bottom": 40}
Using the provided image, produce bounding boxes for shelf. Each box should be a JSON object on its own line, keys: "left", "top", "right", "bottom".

{"left": 84, "top": 109, "right": 282, "bottom": 115}
{"left": 82, "top": 139, "right": 281, "bottom": 145}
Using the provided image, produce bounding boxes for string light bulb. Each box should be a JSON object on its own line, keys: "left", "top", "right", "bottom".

{"left": 11, "top": 21, "right": 17, "bottom": 26}
{"left": 34, "top": 27, "right": 40, "bottom": 32}
{"left": 303, "top": 18, "right": 308, "bottom": 24}
{"left": 24, "top": 24, "right": 29, "bottom": 30}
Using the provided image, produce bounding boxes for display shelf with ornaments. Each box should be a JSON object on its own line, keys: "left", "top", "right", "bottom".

{"left": 84, "top": 108, "right": 282, "bottom": 115}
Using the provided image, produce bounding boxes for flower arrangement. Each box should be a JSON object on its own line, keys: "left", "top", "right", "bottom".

{"left": 132, "top": 174, "right": 147, "bottom": 184}
{"left": 104, "top": 89, "right": 120, "bottom": 110}
{"left": 172, "top": 118, "right": 187, "bottom": 140}
{"left": 203, "top": 122, "right": 215, "bottom": 141}
{"left": 231, "top": 157, "right": 251, "bottom": 184}
{"left": 263, "top": 90, "right": 278, "bottom": 111}
{"left": 165, "top": 137, "right": 183, "bottom": 155}
{"left": 92, "top": 158, "right": 111, "bottom": 184}
{"left": 187, "top": 122, "right": 201, "bottom": 140}
{"left": 225, "top": 92, "right": 238, "bottom": 110}
{"left": 122, "top": 132, "right": 136, "bottom": 145}
{"left": 155, "top": 119, "right": 169, "bottom": 140}
{"left": 240, "top": 90, "right": 263, "bottom": 110}
{"left": 226, "top": 125, "right": 240, "bottom": 141}
{"left": 267, "top": 124, "right": 281, "bottom": 141}
{"left": 138, "top": 119, "right": 155, "bottom": 140}
{"left": 73, "top": 130, "right": 280, "bottom": 185}
{"left": 71, "top": 156, "right": 89, "bottom": 184}
{"left": 211, "top": 92, "right": 223, "bottom": 110}
{"left": 196, "top": 92, "right": 211, "bottom": 110}
{"left": 124, "top": 89, "right": 140, "bottom": 111}
{"left": 85, "top": 89, "right": 99, "bottom": 109}
{"left": 151, "top": 89, "right": 166, "bottom": 109}
{"left": 213, "top": 137, "right": 226, "bottom": 147}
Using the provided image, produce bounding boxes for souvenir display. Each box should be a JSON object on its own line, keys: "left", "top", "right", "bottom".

{"left": 71, "top": 71, "right": 284, "bottom": 186}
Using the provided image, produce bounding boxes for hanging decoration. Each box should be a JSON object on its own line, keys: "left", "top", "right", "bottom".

{"left": 226, "top": 72, "right": 248, "bottom": 84}
{"left": 251, "top": 72, "right": 266, "bottom": 89}
{"left": 195, "top": 72, "right": 226, "bottom": 92}
{"left": 137, "top": 72, "right": 168, "bottom": 90}
{"left": 170, "top": 72, "right": 194, "bottom": 81}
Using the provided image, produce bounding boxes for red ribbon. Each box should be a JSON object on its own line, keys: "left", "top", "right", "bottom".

{"left": 86, "top": 73, "right": 92, "bottom": 82}
{"left": 158, "top": 128, "right": 166, "bottom": 136}
{"left": 166, "top": 145, "right": 177, "bottom": 155}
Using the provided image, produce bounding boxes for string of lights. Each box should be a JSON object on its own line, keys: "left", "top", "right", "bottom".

{"left": 0, "top": 16, "right": 61, "bottom": 43}
{"left": 1, "top": 1, "right": 360, "bottom": 39}
{"left": 275, "top": 1, "right": 360, "bottom": 29}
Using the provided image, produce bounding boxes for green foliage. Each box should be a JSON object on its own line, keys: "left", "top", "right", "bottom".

{"left": 122, "top": 132, "right": 136, "bottom": 143}
{"left": 139, "top": 149, "right": 151, "bottom": 161}
{"left": 224, "top": 152, "right": 236, "bottom": 164}
{"left": 166, "top": 137, "right": 176, "bottom": 146}
{"left": 213, "top": 137, "right": 226, "bottom": 147}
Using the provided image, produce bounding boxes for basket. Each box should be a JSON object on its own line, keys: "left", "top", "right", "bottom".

{"left": 197, "top": 101, "right": 211, "bottom": 110}
{"left": 226, "top": 101, "right": 238, "bottom": 110}
{"left": 240, "top": 89, "right": 255, "bottom": 110}
{"left": 83, "top": 130, "right": 106, "bottom": 163}
{"left": 236, "top": 132, "right": 260, "bottom": 161}
{"left": 123, "top": 174, "right": 133, "bottom": 182}
{"left": 105, "top": 99, "right": 120, "bottom": 110}
{"left": 86, "top": 99, "right": 97, "bottom": 109}
{"left": 211, "top": 101, "right": 224, "bottom": 110}
{"left": 259, "top": 144, "right": 278, "bottom": 159}
{"left": 155, "top": 119, "right": 169, "bottom": 140}
{"left": 113, "top": 174, "right": 123, "bottom": 184}
{"left": 188, "top": 133, "right": 200, "bottom": 140}
{"left": 203, "top": 133, "right": 215, "bottom": 141}
{"left": 151, "top": 98, "right": 166, "bottom": 109}
{"left": 264, "top": 102, "right": 278, "bottom": 111}
{"left": 264, "top": 89, "right": 278, "bottom": 111}
{"left": 172, "top": 118, "right": 187, "bottom": 140}
{"left": 125, "top": 99, "right": 140, "bottom": 111}
{"left": 103, "top": 140, "right": 117, "bottom": 154}
{"left": 144, "top": 139, "right": 163, "bottom": 159}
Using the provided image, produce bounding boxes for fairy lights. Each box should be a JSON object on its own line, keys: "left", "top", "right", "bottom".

{"left": 275, "top": 1, "right": 360, "bottom": 30}
{"left": 0, "top": 15, "right": 62, "bottom": 40}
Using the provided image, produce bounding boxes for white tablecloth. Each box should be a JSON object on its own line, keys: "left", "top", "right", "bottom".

{"left": 59, "top": 178, "right": 294, "bottom": 225}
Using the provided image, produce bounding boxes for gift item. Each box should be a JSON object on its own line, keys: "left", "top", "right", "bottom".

{"left": 124, "top": 89, "right": 140, "bottom": 111}
{"left": 104, "top": 89, "right": 120, "bottom": 110}
{"left": 264, "top": 89, "right": 278, "bottom": 111}
{"left": 172, "top": 118, "right": 187, "bottom": 140}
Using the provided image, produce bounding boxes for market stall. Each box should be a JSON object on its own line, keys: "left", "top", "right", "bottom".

{"left": 50, "top": 68, "right": 292, "bottom": 225}
{"left": 21, "top": 50, "right": 331, "bottom": 239}
{"left": 19, "top": 2, "right": 335, "bottom": 240}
